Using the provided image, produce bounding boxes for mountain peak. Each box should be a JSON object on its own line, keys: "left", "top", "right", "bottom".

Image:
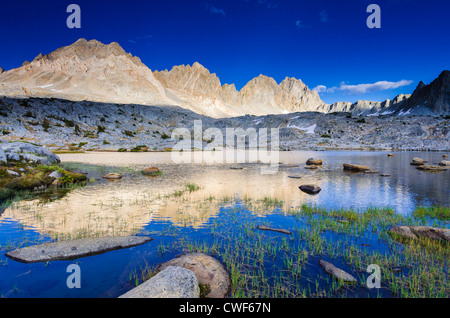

{"left": 43, "top": 38, "right": 145, "bottom": 66}
{"left": 404, "top": 70, "right": 449, "bottom": 114}
{"left": 192, "top": 61, "right": 207, "bottom": 70}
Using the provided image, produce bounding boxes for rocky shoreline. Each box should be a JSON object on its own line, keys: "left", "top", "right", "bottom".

{"left": 0, "top": 97, "right": 449, "bottom": 153}
{"left": 0, "top": 141, "right": 88, "bottom": 200}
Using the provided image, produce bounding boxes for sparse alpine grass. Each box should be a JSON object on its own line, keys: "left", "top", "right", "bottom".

{"left": 131, "top": 197, "right": 449, "bottom": 298}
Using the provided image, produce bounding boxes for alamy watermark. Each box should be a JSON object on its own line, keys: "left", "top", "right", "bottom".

{"left": 367, "top": 4, "right": 381, "bottom": 29}
{"left": 366, "top": 264, "right": 381, "bottom": 289}
{"left": 66, "top": 264, "right": 81, "bottom": 289}
{"left": 170, "top": 120, "right": 280, "bottom": 174}
{"left": 66, "top": 4, "right": 81, "bottom": 29}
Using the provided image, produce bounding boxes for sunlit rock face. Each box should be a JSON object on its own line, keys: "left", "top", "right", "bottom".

{"left": 0, "top": 39, "right": 170, "bottom": 106}
{"left": 1, "top": 39, "right": 326, "bottom": 117}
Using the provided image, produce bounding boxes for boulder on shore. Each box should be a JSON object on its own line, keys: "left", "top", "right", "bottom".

{"left": 439, "top": 160, "right": 450, "bottom": 166}
{"left": 157, "top": 253, "right": 231, "bottom": 298}
{"left": 0, "top": 142, "right": 60, "bottom": 165}
{"left": 119, "top": 266, "right": 200, "bottom": 298}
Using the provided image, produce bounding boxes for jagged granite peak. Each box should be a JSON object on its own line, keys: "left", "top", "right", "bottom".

{"left": 0, "top": 38, "right": 169, "bottom": 105}
{"left": 154, "top": 62, "right": 224, "bottom": 96}
{"left": 154, "top": 64, "right": 327, "bottom": 116}
{"left": 279, "top": 76, "right": 325, "bottom": 112}
{"left": 0, "top": 38, "right": 448, "bottom": 117}
{"left": 403, "top": 70, "right": 449, "bottom": 114}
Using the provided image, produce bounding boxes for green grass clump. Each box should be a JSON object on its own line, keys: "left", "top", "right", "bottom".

{"left": 186, "top": 183, "right": 200, "bottom": 192}
{"left": 413, "top": 206, "right": 450, "bottom": 221}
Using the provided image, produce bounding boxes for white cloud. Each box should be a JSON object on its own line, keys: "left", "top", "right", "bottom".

{"left": 312, "top": 85, "right": 327, "bottom": 93}
{"left": 340, "top": 80, "right": 413, "bottom": 94}
{"left": 313, "top": 79, "right": 413, "bottom": 94}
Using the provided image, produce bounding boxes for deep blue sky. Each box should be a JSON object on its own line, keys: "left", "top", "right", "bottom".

{"left": 1, "top": 0, "right": 449, "bottom": 104}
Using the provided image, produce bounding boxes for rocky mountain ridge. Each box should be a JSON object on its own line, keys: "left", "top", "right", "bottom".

{"left": 0, "top": 97, "right": 448, "bottom": 152}
{"left": 0, "top": 39, "right": 448, "bottom": 117}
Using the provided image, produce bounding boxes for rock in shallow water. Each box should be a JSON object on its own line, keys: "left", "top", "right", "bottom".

{"left": 5, "top": 236, "right": 153, "bottom": 263}
{"left": 410, "top": 157, "right": 426, "bottom": 166}
{"left": 343, "top": 164, "right": 371, "bottom": 172}
{"left": 257, "top": 225, "right": 292, "bottom": 235}
{"left": 119, "top": 266, "right": 200, "bottom": 298}
{"left": 306, "top": 158, "right": 322, "bottom": 165}
{"left": 319, "top": 260, "right": 357, "bottom": 283}
{"left": 103, "top": 173, "right": 123, "bottom": 180}
{"left": 299, "top": 184, "right": 321, "bottom": 194}
{"left": 416, "top": 165, "right": 448, "bottom": 171}
{"left": 142, "top": 167, "right": 160, "bottom": 176}
{"left": 388, "top": 225, "right": 450, "bottom": 243}
{"left": 157, "top": 253, "right": 231, "bottom": 298}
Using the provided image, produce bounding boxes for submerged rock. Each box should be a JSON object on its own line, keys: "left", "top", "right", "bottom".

{"left": 387, "top": 153, "right": 394, "bottom": 157}
{"left": 6, "top": 236, "right": 153, "bottom": 263}
{"left": 119, "top": 266, "right": 200, "bottom": 298}
{"left": 319, "top": 260, "right": 357, "bottom": 283}
{"left": 157, "top": 253, "right": 231, "bottom": 298}
{"left": 343, "top": 164, "right": 371, "bottom": 172}
{"left": 305, "top": 165, "right": 319, "bottom": 170}
{"left": 103, "top": 173, "right": 123, "bottom": 180}
{"left": 299, "top": 184, "right": 321, "bottom": 194}
{"left": 257, "top": 225, "right": 292, "bottom": 235}
{"left": 363, "top": 170, "right": 379, "bottom": 174}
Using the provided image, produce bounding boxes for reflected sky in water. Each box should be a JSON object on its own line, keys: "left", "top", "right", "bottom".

{"left": 1, "top": 151, "right": 448, "bottom": 238}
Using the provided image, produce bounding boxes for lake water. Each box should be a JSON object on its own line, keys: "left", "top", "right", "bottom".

{"left": 0, "top": 151, "right": 448, "bottom": 298}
